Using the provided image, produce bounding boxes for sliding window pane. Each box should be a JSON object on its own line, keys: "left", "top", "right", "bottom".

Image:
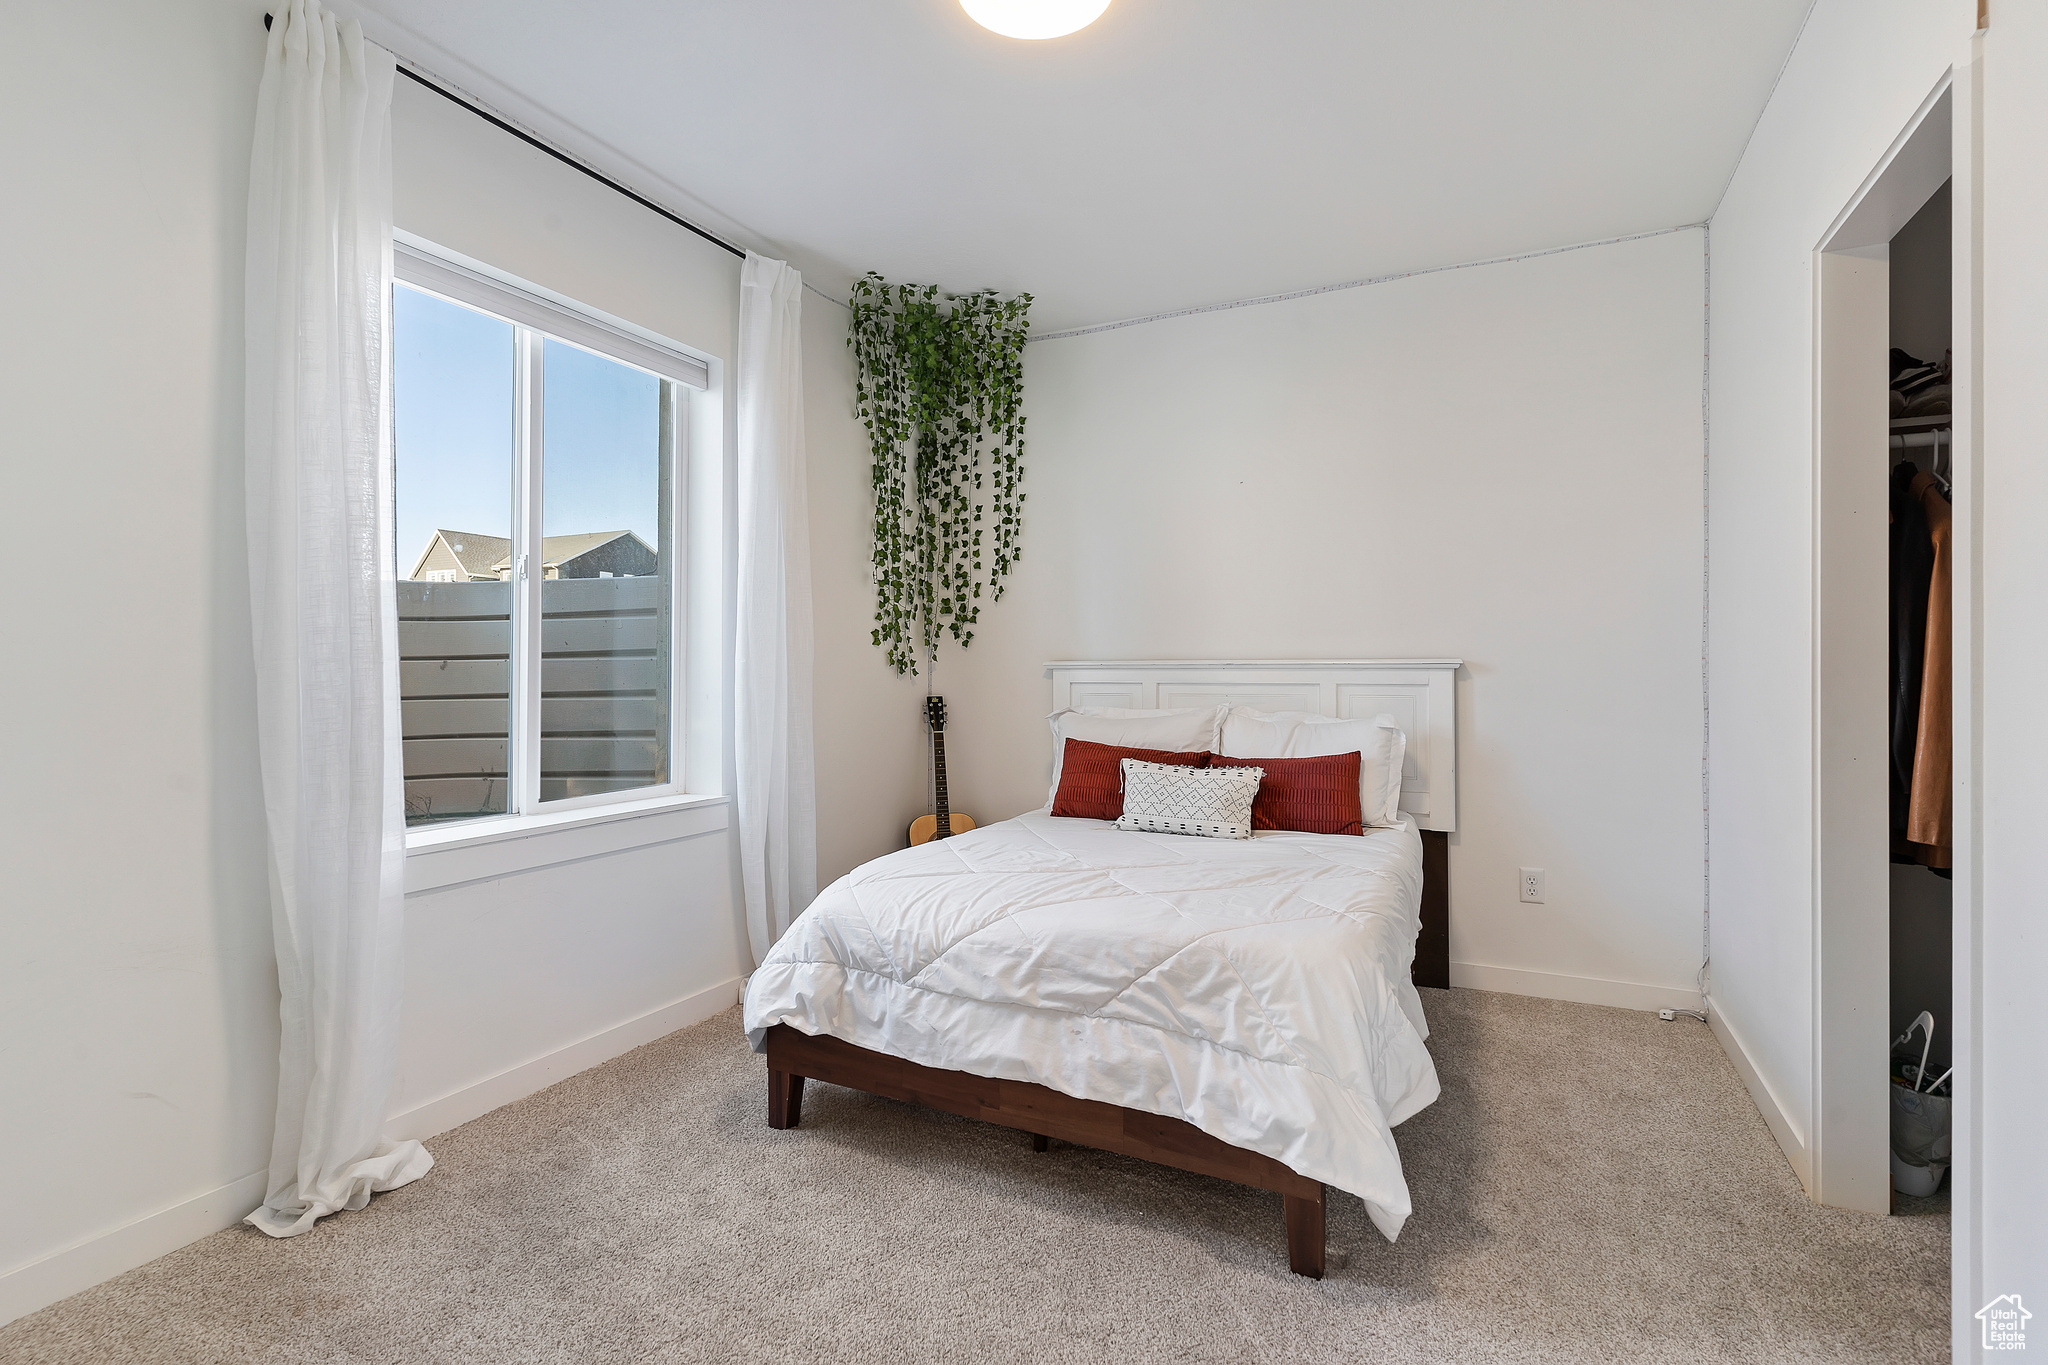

{"left": 539, "top": 339, "right": 671, "bottom": 802}
{"left": 393, "top": 285, "right": 516, "bottom": 825}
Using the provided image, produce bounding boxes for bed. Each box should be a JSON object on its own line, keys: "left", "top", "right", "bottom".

{"left": 744, "top": 659, "right": 1459, "bottom": 1278}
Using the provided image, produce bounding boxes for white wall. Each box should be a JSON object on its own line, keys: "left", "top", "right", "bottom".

{"left": 0, "top": 0, "right": 816, "bottom": 1323}
{"left": 0, "top": 0, "right": 278, "bottom": 1323}
{"left": 803, "top": 299, "right": 935, "bottom": 888}
{"left": 941, "top": 228, "right": 1710, "bottom": 1011}
{"left": 1891, "top": 178, "right": 1953, "bottom": 364}
{"left": 14, "top": 0, "right": 2036, "bottom": 1343}
{"left": 1975, "top": 0, "right": 2048, "bottom": 1336}
{"left": 389, "top": 66, "right": 924, "bottom": 915}
{"left": 1703, "top": 0, "right": 1968, "bottom": 1190}
{"left": 1710, "top": 0, "right": 2048, "bottom": 1345}
{"left": 381, "top": 76, "right": 752, "bottom": 1132}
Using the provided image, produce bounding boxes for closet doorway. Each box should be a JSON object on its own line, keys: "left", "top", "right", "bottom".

{"left": 1811, "top": 76, "right": 1972, "bottom": 1220}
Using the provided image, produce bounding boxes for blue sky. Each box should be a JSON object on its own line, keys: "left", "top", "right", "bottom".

{"left": 393, "top": 286, "right": 662, "bottom": 574}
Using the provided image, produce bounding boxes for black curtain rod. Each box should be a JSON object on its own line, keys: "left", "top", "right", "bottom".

{"left": 262, "top": 13, "right": 748, "bottom": 261}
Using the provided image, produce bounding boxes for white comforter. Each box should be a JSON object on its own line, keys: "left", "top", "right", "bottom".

{"left": 742, "top": 810, "right": 1440, "bottom": 1239}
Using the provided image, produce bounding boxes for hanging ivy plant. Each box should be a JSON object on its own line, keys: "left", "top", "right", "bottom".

{"left": 850, "top": 273, "right": 1032, "bottom": 676}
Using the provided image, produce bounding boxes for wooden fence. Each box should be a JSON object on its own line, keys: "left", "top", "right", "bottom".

{"left": 397, "top": 576, "right": 669, "bottom": 824}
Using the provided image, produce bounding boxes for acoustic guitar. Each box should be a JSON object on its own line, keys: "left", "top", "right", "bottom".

{"left": 908, "top": 694, "right": 978, "bottom": 845}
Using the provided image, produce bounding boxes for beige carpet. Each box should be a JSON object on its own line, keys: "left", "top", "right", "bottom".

{"left": 1, "top": 989, "right": 1948, "bottom": 1364}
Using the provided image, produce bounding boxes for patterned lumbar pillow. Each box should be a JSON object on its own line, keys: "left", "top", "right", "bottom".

{"left": 1114, "top": 758, "right": 1264, "bottom": 840}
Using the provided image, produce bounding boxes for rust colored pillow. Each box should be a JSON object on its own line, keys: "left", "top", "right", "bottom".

{"left": 1052, "top": 739, "right": 1211, "bottom": 821}
{"left": 1209, "top": 751, "right": 1364, "bottom": 836}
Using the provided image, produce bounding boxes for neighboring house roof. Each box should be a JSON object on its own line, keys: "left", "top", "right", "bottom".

{"left": 410, "top": 529, "right": 511, "bottom": 581}
{"left": 490, "top": 530, "right": 654, "bottom": 574}
{"left": 409, "top": 528, "right": 655, "bottom": 580}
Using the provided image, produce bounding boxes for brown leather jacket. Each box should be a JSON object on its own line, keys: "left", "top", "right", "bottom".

{"left": 1907, "top": 471, "right": 1951, "bottom": 866}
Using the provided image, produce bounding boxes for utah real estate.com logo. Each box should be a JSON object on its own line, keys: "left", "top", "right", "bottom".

{"left": 1978, "top": 1295, "right": 2031, "bottom": 1352}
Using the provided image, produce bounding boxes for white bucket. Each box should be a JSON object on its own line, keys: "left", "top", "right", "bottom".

{"left": 1891, "top": 1149, "right": 1946, "bottom": 1197}
{"left": 1890, "top": 1080, "right": 1952, "bottom": 1196}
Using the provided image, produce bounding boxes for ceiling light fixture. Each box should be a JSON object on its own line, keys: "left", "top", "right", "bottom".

{"left": 961, "top": 0, "right": 1111, "bottom": 40}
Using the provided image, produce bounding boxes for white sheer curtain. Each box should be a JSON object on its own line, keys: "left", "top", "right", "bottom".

{"left": 735, "top": 253, "right": 818, "bottom": 963}
{"left": 242, "top": 0, "right": 430, "bottom": 1238}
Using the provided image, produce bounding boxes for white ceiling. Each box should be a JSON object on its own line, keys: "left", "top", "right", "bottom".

{"left": 352, "top": 0, "right": 1814, "bottom": 333}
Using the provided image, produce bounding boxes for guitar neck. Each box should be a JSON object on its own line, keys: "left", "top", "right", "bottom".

{"left": 931, "top": 731, "right": 951, "bottom": 831}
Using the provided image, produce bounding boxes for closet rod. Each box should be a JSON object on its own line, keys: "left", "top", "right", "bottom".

{"left": 261, "top": 13, "right": 748, "bottom": 262}
{"left": 1891, "top": 429, "right": 1950, "bottom": 449}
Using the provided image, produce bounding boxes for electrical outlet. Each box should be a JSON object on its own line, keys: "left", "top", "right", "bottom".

{"left": 1519, "top": 867, "right": 1545, "bottom": 903}
{"left": 1659, "top": 1009, "right": 1676, "bottom": 1022}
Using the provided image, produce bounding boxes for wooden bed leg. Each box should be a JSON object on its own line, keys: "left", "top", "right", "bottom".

{"left": 767, "top": 1068, "right": 805, "bottom": 1129}
{"left": 1031, "top": 1133, "right": 1050, "bottom": 1152}
{"left": 1284, "top": 1186, "right": 1326, "bottom": 1279}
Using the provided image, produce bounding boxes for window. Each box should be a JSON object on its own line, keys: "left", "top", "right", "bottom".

{"left": 392, "top": 240, "right": 705, "bottom": 829}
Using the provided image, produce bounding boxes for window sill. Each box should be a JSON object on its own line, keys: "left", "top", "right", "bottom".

{"left": 404, "top": 792, "right": 730, "bottom": 895}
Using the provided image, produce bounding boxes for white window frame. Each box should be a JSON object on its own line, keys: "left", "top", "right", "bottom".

{"left": 393, "top": 233, "right": 716, "bottom": 850}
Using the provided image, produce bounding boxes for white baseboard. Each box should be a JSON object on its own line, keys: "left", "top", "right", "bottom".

{"left": 1707, "top": 995, "right": 1811, "bottom": 1191}
{"left": 384, "top": 976, "right": 743, "bottom": 1143}
{"left": 1449, "top": 960, "right": 1703, "bottom": 1013}
{"left": 0, "top": 1168, "right": 269, "bottom": 1329}
{"left": 0, "top": 977, "right": 744, "bottom": 1330}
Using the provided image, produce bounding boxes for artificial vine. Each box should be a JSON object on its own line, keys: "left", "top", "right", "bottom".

{"left": 850, "top": 273, "right": 1033, "bottom": 676}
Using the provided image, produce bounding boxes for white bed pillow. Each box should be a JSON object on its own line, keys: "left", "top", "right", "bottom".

{"left": 1114, "top": 759, "right": 1262, "bottom": 840}
{"left": 1045, "top": 704, "right": 1225, "bottom": 807}
{"left": 1218, "top": 708, "right": 1408, "bottom": 827}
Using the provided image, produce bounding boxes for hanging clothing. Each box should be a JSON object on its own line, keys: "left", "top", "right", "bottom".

{"left": 1889, "top": 462, "right": 1933, "bottom": 836}
{"left": 1907, "top": 472, "right": 1953, "bottom": 867}
{"left": 1889, "top": 347, "right": 1953, "bottom": 419}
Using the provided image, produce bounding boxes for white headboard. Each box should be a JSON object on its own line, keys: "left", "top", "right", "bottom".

{"left": 1046, "top": 659, "right": 1462, "bottom": 832}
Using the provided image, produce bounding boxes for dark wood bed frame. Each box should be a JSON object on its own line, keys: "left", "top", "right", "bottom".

{"left": 764, "top": 828, "right": 1450, "bottom": 1279}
